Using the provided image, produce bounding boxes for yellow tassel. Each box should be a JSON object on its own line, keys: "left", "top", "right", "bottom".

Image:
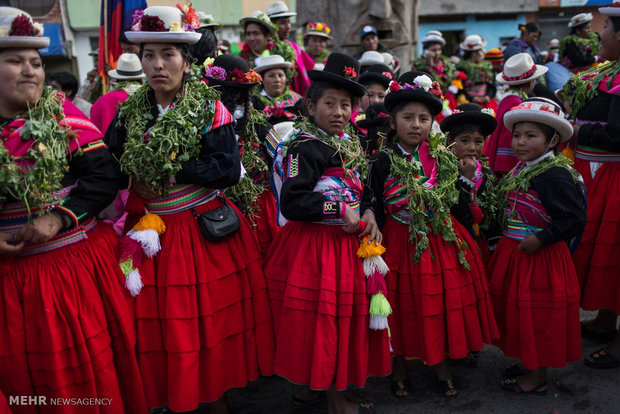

{"left": 472, "top": 222, "right": 480, "bottom": 237}
{"left": 357, "top": 235, "right": 386, "bottom": 258}
{"left": 133, "top": 212, "right": 166, "bottom": 235}
{"left": 561, "top": 145, "right": 575, "bottom": 162}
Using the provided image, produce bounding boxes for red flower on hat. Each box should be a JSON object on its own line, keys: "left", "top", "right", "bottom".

{"left": 429, "top": 81, "right": 443, "bottom": 98}
{"left": 229, "top": 68, "right": 249, "bottom": 83}
{"left": 389, "top": 80, "right": 401, "bottom": 92}
{"left": 141, "top": 15, "right": 166, "bottom": 32}
{"left": 343, "top": 66, "right": 357, "bottom": 79}
{"left": 10, "top": 15, "right": 35, "bottom": 36}
{"left": 382, "top": 71, "right": 393, "bottom": 79}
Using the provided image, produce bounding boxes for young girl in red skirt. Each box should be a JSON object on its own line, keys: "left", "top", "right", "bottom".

{"left": 106, "top": 7, "right": 274, "bottom": 413}
{"left": 368, "top": 72, "right": 499, "bottom": 398}
{"left": 0, "top": 7, "right": 147, "bottom": 413}
{"left": 440, "top": 103, "right": 502, "bottom": 264}
{"left": 264, "top": 53, "right": 391, "bottom": 413}
{"left": 488, "top": 98, "right": 586, "bottom": 394}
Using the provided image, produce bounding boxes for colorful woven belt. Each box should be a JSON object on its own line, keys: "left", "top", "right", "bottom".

{"left": 503, "top": 218, "right": 543, "bottom": 241}
{"left": 145, "top": 184, "right": 218, "bottom": 214}
{"left": 575, "top": 145, "right": 620, "bottom": 163}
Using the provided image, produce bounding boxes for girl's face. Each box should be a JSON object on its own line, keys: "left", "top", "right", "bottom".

{"left": 469, "top": 49, "right": 485, "bottom": 63}
{"left": 263, "top": 68, "right": 286, "bottom": 98}
{"left": 360, "top": 83, "right": 387, "bottom": 111}
{"left": 425, "top": 43, "right": 442, "bottom": 64}
{"left": 390, "top": 101, "right": 432, "bottom": 153}
{"left": 141, "top": 43, "right": 189, "bottom": 98}
{"left": 511, "top": 121, "right": 558, "bottom": 162}
{"left": 307, "top": 35, "right": 327, "bottom": 58}
{"left": 576, "top": 22, "right": 592, "bottom": 38}
{"left": 308, "top": 87, "right": 352, "bottom": 135}
{"left": 599, "top": 17, "right": 620, "bottom": 62}
{"left": 450, "top": 130, "right": 485, "bottom": 160}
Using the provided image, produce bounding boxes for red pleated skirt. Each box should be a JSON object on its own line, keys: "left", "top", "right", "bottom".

{"left": 572, "top": 159, "right": 620, "bottom": 313}
{"left": 253, "top": 190, "right": 280, "bottom": 262}
{"left": 264, "top": 222, "right": 391, "bottom": 391}
{"left": 488, "top": 237, "right": 582, "bottom": 370}
{"left": 382, "top": 217, "right": 498, "bottom": 366}
{"left": 0, "top": 222, "right": 147, "bottom": 414}
{"left": 135, "top": 197, "right": 275, "bottom": 412}
{"left": 0, "top": 390, "right": 9, "bottom": 414}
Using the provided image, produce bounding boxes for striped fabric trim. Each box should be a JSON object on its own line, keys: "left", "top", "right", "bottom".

{"left": 81, "top": 139, "right": 107, "bottom": 153}
{"left": 265, "top": 127, "right": 283, "bottom": 159}
{"left": 19, "top": 218, "right": 97, "bottom": 257}
{"left": 503, "top": 218, "right": 542, "bottom": 241}
{"left": 497, "top": 148, "right": 516, "bottom": 157}
{"left": 145, "top": 184, "right": 218, "bottom": 214}
{"left": 203, "top": 100, "right": 234, "bottom": 134}
{"left": 576, "top": 118, "right": 609, "bottom": 126}
{"left": 575, "top": 145, "right": 620, "bottom": 163}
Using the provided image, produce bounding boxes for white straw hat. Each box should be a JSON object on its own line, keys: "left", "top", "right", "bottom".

{"left": 421, "top": 30, "right": 446, "bottom": 46}
{"left": 0, "top": 7, "right": 49, "bottom": 49}
{"left": 239, "top": 11, "right": 276, "bottom": 38}
{"left": 568, "top": 13, "right": 593, "bottom": 28}
{"left": 504, "top": 97, "right": 573, "bottom": 142}
{"left": 459, "top": 34, "right": 486, "bottom": 51}
{"left": 496, "top": 53, "right": 548, "bottom": 85}
{"left": 266, "top": 1, "right": 296, "bottom": 19}
{"left": 599, "top": 2, "right": 620, "bottom": 16}
{"left": 254, "top": 55, "right": 292, "bottom": 75}
{"left": 126, "top": 6, "right": 201, "bottom": 44}
{"left": 359, "top": 51, "right": 384, "bottom": 66}
{"left": 108, "top": 53, "right": 146, "bottom": 80}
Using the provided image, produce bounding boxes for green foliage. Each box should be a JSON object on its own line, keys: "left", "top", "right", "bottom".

{"left": 561, "top": 60, "right": 620, "bottom": 118}
{"left": 0, "top": 88, "right": 69, "bottom": 215}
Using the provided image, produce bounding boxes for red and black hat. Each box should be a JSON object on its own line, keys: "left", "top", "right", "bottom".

{"left": 308, "top": 52, "right": 367, "bottom": 97}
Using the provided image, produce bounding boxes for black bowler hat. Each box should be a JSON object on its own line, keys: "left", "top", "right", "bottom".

{"left": 358, "top": 64, "right": 393, "bottom": 89}
{"left": 308, "top": 52, "right": 367, "bottom": 97}
{"left": 204, "top": 54, "right": 261, "bottom": 88}
{"left": 440, "top": 103, "right": 498, "bottom": 137}
{"left": 384, "top": 70, "right": 443, "bottom": 116}
{"left": 357, "top": 102, "right": 391, "bottom": 129}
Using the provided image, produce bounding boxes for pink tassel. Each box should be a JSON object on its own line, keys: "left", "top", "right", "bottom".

{"left": 367, "top": 272, "right": 387, "bottom": 296}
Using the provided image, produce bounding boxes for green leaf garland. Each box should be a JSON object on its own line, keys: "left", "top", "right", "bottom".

{"left": 0, "top": 88, "right": 70, "bottom": 215}
{"left": 561, "top": 60, "right": 620, "bottom": 119}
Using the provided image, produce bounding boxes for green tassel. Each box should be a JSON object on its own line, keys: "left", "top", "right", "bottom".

{"left": 119, "top": 259, "right": 133, "bottom": 276}
{"left": 369, "top": 293, "right": 392, "bottom": 317}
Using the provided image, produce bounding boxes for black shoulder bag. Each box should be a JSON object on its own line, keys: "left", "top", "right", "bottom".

{"left": 190, "top": 194, "right": 241, "bottom": 242}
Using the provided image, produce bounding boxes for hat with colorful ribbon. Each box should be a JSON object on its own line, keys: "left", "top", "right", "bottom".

{"left": 0, "top": 7, "right": 48, "bottom": 49}
{"left": 504, "top": 97, "right": 573, "bottom": 142}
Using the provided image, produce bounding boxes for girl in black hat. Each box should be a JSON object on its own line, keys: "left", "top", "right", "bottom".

{"left": 440, "top": 103, "right": 501, "bottom": 264}
{"left": 356, "top": 102, "right": 392, "bottom": 154}
{"left": 351, "top": 64, "right": 393, "bottom": 144}
{"left": 368, "top": 72, "right": 499, "bottom": 398}
{"left": 264, "top": 53, "right": 390, "bottom": 413}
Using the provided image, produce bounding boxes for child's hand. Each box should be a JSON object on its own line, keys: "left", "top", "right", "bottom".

{"left": 341, "top": 203, "right": 360, "bottom": 234}
{"left": 359, "top": 209, "right": 383, "bottom": 245}
{"left": 518, "top": 234, "right": 543, "bottom": 254}
{"left": 459, "top": 157, "right": 477, "bottom": 180}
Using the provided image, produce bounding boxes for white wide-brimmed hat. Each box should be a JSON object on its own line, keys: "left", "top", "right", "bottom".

{"left": 599, "top": 2, "right": 620, "bottom": 16}
{"left": 459, "top": 34, "right": 486, "bottom": 51}
{"left": 108, "top": 53, "right": 146, "bottom": 80}
{"left": 197, "top": 11, "right": 220, "bottom": 29}
{"left": 239, "top": 11, "right": 276, "bottom": 38}
{"left": 126, "top": 6, "right": 201, "bottom": 44}
{"left": 359, "top": 51, "right": 384, "bottom": 66}
{"left": 568, "top": 12, "right": 593, "bottom": 28}
{"left": 496, "top": 53, "right": 548, "bottom": 85}
{"left": 254, "top": 55, "right": 292, "bottom": 75}
{"left": 0, "top": 7, "right": 49, "bottom": 49}
{"left": 266, "top": 1, "right": 296, "bottom": 19}
{"left": 504, "top": 97, "right": 573, "bottom": 142}
{"left": 421, "top": 30, "right": 446, "bottom": 46}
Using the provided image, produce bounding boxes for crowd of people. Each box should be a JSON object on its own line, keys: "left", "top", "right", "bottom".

{"left": 0, "top": 1, "right": 620, "bottom": 414}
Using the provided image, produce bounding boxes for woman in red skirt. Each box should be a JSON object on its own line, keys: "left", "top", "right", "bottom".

{"left": 368, "top": 72, "right": 499, "bottom": 398}
{"left": 265, "top": 53, "right": 391, "bottom": 413}
{"left": 562, "top": 2, "right": 620, "bottom": 368}
{"left": 488, "top": 98, "right": 586, "bottom": 394}
{"left": 0, "top": 7, "right": 146, "bottom": 413}
{"left": 106, "top": 6, "right": 274, "bottom": 413}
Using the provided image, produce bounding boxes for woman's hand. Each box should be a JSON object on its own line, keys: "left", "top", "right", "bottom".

{"left": 0, "top": 232, "right": 25, "bottom": 256}
{"left": 341, "top": 202, "right": 360, "bottom": 234}
{"left": 518, "top": 234, "right": 543, "bottom": 254}
{"left": 132, "top": 181, "right": 159, "bottom": 200}
{"left": 359, "top": 209, "right": 383, "bottom": 245}
{"left": 459, "top": 157, "right": 477, "bottom": 180}
{"left": 17, "top": 212, "right": 63, "bottom": 245}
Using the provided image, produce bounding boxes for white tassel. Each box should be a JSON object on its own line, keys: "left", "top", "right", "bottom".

{"left": 128, "top": 229, "right": 161, "bottom": 258}
{"left": 448, "top": 84, "right": 458, "bottom": 94}
{"left": 363, "top": 255, "right": 389, "bottom": 277}
{"left": 369, "top": 315, "right": 389, "bottom": 330}
{"left": 125, "top": 269, "right": 144, "bottom": 297}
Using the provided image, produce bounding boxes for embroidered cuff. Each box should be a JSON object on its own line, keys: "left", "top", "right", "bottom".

{"left": 323, "top": 201, "right": 340, "bottom": 217}
{"left": 54, "top": 205, "right": 79, "bottom": 230}
{"left": 459, "top": 175, "right": 475, "bottom": 190}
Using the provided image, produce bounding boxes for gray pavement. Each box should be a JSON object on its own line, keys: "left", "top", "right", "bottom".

{"left": 228, "top": 311, "right": 620, "bottom": 414}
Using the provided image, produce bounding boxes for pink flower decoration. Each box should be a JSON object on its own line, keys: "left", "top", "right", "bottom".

{"left": 205, "top": 66, "right": 227, "bottom": 80}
